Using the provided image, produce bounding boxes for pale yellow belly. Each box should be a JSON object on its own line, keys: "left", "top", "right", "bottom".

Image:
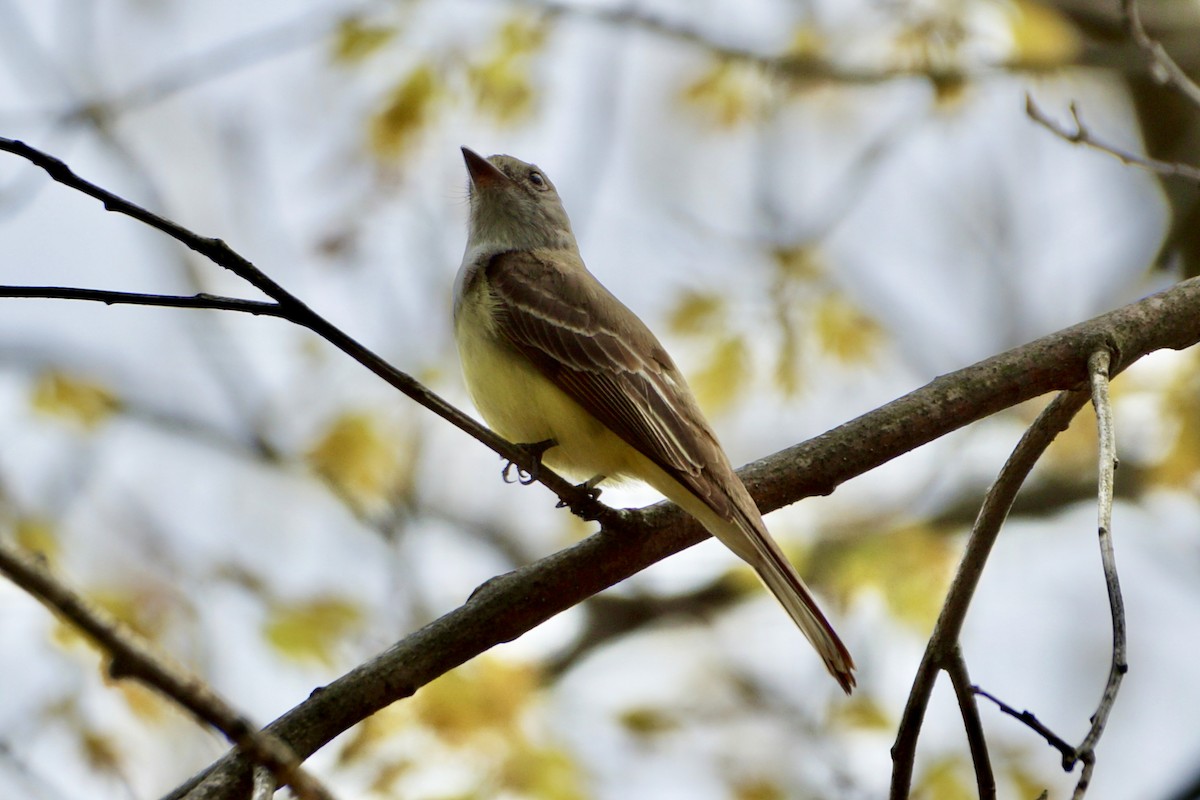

{"left": 455, "top": 311, "right": 639, "bottom": 483}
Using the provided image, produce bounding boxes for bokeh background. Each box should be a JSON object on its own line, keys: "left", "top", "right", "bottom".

{"left": 2, "top": 1, "right": 1200, "bottom": 798}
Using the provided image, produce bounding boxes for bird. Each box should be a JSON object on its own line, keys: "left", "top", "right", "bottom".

{"left": 452, "top": 147, "right": 855, "bottom": 692}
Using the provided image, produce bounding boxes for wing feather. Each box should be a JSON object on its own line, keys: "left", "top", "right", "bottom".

{"left": 484, "top": 249, "right": 728, "bottom": 513}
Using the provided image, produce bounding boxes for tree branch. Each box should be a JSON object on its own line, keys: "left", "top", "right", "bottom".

{"left": 0, "top": 537, "right": 336, "bottom": 800}
{"left": 0, "top": 285, "right": 288, "bottom": 317}
{"left": 1068, "top": 348, "right": 1126, "bottom": 799}
{"left": 945, "top": 647, "right": 994, "bottom": 799}
{"left": 1120, "top": 0, "right": 1200, "bottom": 109}
{"left": 890, "top": 388, "right": 1092, "bottom": 799}
{"left": 1025, "top": 94, "right": 1200, "bottom": 184}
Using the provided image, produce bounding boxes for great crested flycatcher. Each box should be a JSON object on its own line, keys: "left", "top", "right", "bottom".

{"left": 453, "top": 147, "right": 855, "bottom": 693}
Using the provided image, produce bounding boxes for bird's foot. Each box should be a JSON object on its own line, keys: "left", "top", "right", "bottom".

{"left": 556, "top": 474, "right": 604, "bottom": 516}
{"left": 501, "top": 439, "right": 556, "bottom": 485}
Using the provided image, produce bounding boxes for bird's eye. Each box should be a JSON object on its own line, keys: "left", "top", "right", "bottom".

{"left": 529, "top": 171, "right": 546, "bottom": 188}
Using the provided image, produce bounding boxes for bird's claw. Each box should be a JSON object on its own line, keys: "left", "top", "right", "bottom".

{"left": 556, "top": 475, "right": 604, "bottom": 516}
{"left": 501, "top": 439, "right": 556, "bottom": 486}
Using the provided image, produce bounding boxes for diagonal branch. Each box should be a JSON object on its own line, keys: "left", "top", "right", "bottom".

{"left": 0, "top": 537, "right": 336, "bottom": 800}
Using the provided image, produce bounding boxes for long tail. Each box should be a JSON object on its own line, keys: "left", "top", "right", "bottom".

{"left": 639, "top": 459, "right": 856, "bottom": 692}
{"left": 748, "top": 529, "right": 856, "bottom": 693}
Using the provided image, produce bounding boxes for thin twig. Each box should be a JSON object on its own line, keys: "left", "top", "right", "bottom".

{"left": 0, "top": 537, "right": 335, "bottom": 800}
{"left": 890, "top": 388, "right": 1091, "bottom": 799}
{"left": 1120, "top": 0, "right": 1200, "bottom": 108}
{"left": 0, "top": 286, "right": 288, "bottom": 317}
{"left": 1025, "top": 94, "right": 1200, "bottom": 184}
{"left": 945, "top": 647, "right": 995, "bottom": 799}
{"left": 973, "top": 687, "right": 1075, "bottom": 762}
{"left": 1072, "top": 348, "right": 1127, "bottom": 799}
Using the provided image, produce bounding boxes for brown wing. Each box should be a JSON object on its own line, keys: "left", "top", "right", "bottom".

{"left": 484, "top": 249, "right": 735, "bottom": 519}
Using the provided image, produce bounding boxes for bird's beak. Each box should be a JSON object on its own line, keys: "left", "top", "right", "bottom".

{"left": 461, "top": 147, "right": 507, "bottom": 189}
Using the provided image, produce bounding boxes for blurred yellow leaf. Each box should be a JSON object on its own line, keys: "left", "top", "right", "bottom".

{"left": 667, "top": 290, "right": 725, "bottom": 336}
{"left": 786, "top": 25, "right": 825, "bottom": 60}
{"left": 331, "top": 16, "right": 396, "bottom": 64}
{"left": 499, "top": 743, "right": 586, "bottom": 800}
{"left": 264, "top": 596, "right": 363, "bottom": 666}
{"left": 32, "top": 370, "right": 120, "bottom": 429}
{"left": 1153, "top": 356, "right": 1200, "bottom": 488}
{"left": 306, "top": 411, "right": 411, "bottom": 511}
{"left": 681, "top": 60, "right": 770, "bottom": 127}
{"left": 415, "top": 657, "right": 537, "bottom": 743}
{"left": 368, "top": 759, "right": 416, "bottom": 796}
{"left": 89, "top": 586, "right": 170, "bottom": 642}
{"left": 812, "top": 292, "right": 882, "bottom": 364}
{"left": 468, "top": 16, "right": 548, "bottom": 124}
{"left": 734, "top": 778, "right": 785, "bottom": 800}
{"left": 618, "top": 706, "right": 679, "bottom": 738}
{"left": 915, "top": 755, "right": 974, "bottom": 800}
{"left": 1007, "top": 763, "right": 1050, "bottom": 800}
{"left": 834, "top": 694, "right": 893, "bottom": 731}
{"left": 692, "top": 335, "right": 749, "bottom": 414}
{"left": 469, "top": 60, "right": 536, "bottom": 124}
{"left": 338, "top": 705, "right": 411, "bottom": 766}
{"left": 774, "top": 321, "right": 804, "bottom": 397}
{"left": 369, "top": 63, "right": 440, "bottom": 159}
{"left": 829, "top": 523, "right": 956, "bottom": 627}
{"left": 772, "top": 246, "right": 824, "bottom": 282}
{"left": 80, "top": 728, "right": 122, "bottom": 775}
{"left": 119, "top": 682, "right": 171, "bottom": 722}
{"left": 1006, "top": 0, "right": 1082, "bottom": 69}
{"left": 14, "top": 516, "right": 58, "bottom": 563}
{"left": 53, "top": 585, "right": 174, "bottom": 677}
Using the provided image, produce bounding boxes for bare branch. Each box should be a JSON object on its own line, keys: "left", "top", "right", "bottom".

{"left": 973, "top": 687, "right": 1075, "bottom": 762}
{"left": 890, "top": 388, "right": 1091, "bottom": 799}
{"left": 1120, "top": 0, "right": 1200, "bottom": 108}
{"left": 945, "top": 647, "right": 995, "bottom": 800}
{"left": 1071, "top": 348, "right": 1127, "bottom": 798}
{"left": 0, "top": 537, "right": 336, "bottom": 800}
{"left": 1026, "top": 94, "right": 1200, "bottom": 184}
{"left": 0, "top": 285, "right": 288, "bottom": 317}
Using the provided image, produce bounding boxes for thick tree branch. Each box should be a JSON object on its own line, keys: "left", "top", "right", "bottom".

{"left": 0, "top": 537, "right": 335, "bottom": 800}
